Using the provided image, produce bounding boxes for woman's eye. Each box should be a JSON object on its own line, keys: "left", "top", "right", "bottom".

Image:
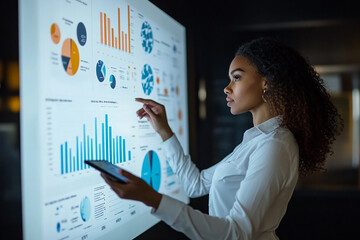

{"left": 233, "top": 75, "right": 241, "bottom": 81}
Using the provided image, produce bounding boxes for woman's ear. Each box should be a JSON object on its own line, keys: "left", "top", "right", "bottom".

{"left": 262, "top": 77, "right": 268, "bottom": 89}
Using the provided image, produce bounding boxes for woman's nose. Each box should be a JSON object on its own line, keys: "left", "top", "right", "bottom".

{"left": 224, "top": 83, "right": 231, "bottom": 95}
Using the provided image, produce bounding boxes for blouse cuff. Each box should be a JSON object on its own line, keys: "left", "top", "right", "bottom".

{"left": 151, "top": 194, "right": 184, "bottom": 225}
{"left": 160, "top": 134, "right": 183, "bottom": 156}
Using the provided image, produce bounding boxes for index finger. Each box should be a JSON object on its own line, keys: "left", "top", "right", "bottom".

{"left": 135, "top": 98, "right": 160, "bottom": 107}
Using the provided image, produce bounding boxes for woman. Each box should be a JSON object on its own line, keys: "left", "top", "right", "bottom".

{"left": 102, "top": 37, "right": 343, "bottom": 239}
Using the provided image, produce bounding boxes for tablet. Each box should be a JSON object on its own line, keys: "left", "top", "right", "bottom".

{"left": 84, "top": 160, "right": 129, "bottom": 183}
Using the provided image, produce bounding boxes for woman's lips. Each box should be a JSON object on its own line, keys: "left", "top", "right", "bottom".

{"left": 226, "top": 97, "right": 234, "bottom": 106}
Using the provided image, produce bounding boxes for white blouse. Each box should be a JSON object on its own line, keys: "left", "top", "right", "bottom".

{"left": 152, "top": 116, "right": 299, "bottom": 240}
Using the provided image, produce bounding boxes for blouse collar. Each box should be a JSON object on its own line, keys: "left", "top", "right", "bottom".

{"left": 242, "top": 116, "right": 281, "bottom": 144}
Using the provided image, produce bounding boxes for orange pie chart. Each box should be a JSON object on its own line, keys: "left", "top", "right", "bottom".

{"left": 50, "top": 23, "right": 61, "bottom": 44}
{"left": 61, "top": 38, "right": 80, "bottom": 76}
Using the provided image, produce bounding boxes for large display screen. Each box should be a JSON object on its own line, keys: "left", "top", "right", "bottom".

{"left": 19, "top": 0, "right": 189, "bottom": 239}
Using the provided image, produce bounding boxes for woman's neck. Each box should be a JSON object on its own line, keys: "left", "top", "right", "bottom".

{"left": 250, "top": 103, "right": 275, "bottom": 126}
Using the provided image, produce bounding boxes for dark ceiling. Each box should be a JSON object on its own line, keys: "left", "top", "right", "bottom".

{"left": 149, "top": 0, "right": 360, "bottom": 66}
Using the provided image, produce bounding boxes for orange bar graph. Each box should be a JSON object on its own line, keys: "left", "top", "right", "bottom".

{"left": 100, "top": 5, "right": 131, "bottom": 52}
{"left": 118, "top": 8, "right": 121, "bottom": 51}
{"left": 122, "top": 31, "right": 124, "bottom": 50}
{"left": 125, "top": 34, "right": 127, "bottom": 52}
{"left": 111, "top": 28, "right": 114, "bottom": 47}
{"left": 128, "top": 5, "right": 130, "bottom": 53}
{"left": 107, "top": 18, "right": 110, "bottom": 46}
{"left": 104, "top": 13, "right": 107, "bottom": 45}
{"left": 100, "top": 12, "right": 103, "bottom": 44}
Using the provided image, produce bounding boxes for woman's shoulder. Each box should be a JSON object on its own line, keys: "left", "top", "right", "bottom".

{"left": 262, "top": 127, "right": 299, "bottom": 161}
{"left": 272, "top": 126, "right": 297, "bottom": 145}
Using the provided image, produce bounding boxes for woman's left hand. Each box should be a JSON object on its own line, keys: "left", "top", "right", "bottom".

{"left": 101, "top": 169, "right": 162, "bottom": 209}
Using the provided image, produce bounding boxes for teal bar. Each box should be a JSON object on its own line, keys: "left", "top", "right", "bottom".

{"left": 76, "top": 137, "right": 79, "bottom": 171}
{"left": 95, "top": 118, "right": 98, "bottom": 160}
{"left": 91, "top": 138, "right": 94, "bottom": 160}
{"left": 109, "top": 126, "right": 112, "bottom": 163}
{"left": 116, "top": 137, "right": 119, "bottom": 163}
{"left": 128, "top": 151, "right": 131, "bottom": 161}
{"left": 69, "top": 148, "right": 72, "bottom": 172}
{"left": 113, "top": 139, "right": 115, "bottom": 164}
{"left": 65, "top": 142, "right": 68, "bottom": 173}
{"left": 119, "top": 136, "right": 122, "bottom": 163}
{"left": 61, "top": 144, "right": 64, "bottom": 174}
{"left": 83, "top": 124, "right": 86, "bottom": 162}
{"left": 123, "top": 139, "right": 126, "bottom": 162}
{"left": 106, "top": 114, "right": 108, "bottom": 161}
{"left": 102, "top": 123, "right": 105, "bottom": 160}
{"left": 87, "top": 136, "right": 90, "bottom": 166}
{"left": 99, "top": 144, "right": 101, "bottom": 159}
{"left": 80, "top": 142, "right": 83, "bottom": 170}
{"left": 73, "top": 157, "right": 76, "bottom": 172}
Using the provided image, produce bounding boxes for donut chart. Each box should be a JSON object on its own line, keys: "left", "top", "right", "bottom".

{"left": 141, "top": 150, "right": 161, "bottom": 191}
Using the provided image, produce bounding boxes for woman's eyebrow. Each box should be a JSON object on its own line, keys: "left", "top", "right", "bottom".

{"left": 230, "top": 68, "right": 245, "bottom": 75}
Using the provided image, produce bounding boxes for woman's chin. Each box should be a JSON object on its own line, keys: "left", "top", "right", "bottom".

{"left": 230, "top": 108, "right": 246, "bottom": 115}
{"left": 230, "top": 108, "right": 239, "bottom": 115}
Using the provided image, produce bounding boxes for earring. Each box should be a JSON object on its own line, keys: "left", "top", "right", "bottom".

{"left": 262, "top": 89, "right": 267, "bottom": 103}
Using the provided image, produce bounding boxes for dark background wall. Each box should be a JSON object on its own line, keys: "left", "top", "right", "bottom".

{"left": 1, "top": 0, "right": 360, "bottom": 239}
{"left": 144, "top": 0, "right": 360, "bottom": 239}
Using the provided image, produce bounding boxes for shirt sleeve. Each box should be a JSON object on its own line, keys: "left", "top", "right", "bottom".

{"left": 161, "top": 135, "right": 218, "bottom": 197}
{"left": 153, "top": 139, "right": 297, "bottom": 240}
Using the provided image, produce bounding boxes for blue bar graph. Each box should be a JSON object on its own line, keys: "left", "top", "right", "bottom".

{"left": 123, "top": 139, "right": 126, "bottom": 162}
{"left": 95, "top": 118, "right": 98, "bottom": 160}
{"left": 61, "top": 145, "right": 64, "bottom": 174}
{"left": 119, "top": 136, "right": 122, "bottom": 163}
{"left": 60, "top": 114, "right": 132, "bottom": 175}
{"left": 65, "top": 142, "right": 68, "bottom": 173}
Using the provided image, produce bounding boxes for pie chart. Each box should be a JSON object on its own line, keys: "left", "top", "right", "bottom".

{"left": 50, "top": 23, "right": 61, "bottom": 44}
{"left": 96, "top": 60, "right": 106, "bottom": 82}
{"left": 140, "top": 21, "right": 153, "bottom": 54}
{"left": 141, "top": 150, "right": 161, "bottom": 191}
{"left": 77, "top": 22, "right": 87, "bottom": 46}
{"left": 80, "top": 196, "right": 91, "bottom": 222}
{"left": 141, "top": 64, "right": 154, "bottom": 95}
{"left": 110, "top": 74, "right": 116, "bottom": 89}
{"left": 61, "top": 38, "right": 80, "bottom": 76}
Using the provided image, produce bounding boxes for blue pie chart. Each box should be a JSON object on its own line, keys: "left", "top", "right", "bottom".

{"left": 80, "top": 196, "right": 91, "bottom": 222}
{"left": 141, "top": 64, "right": 154, "bottom": 95}
{"left": 77, "top": 22, "right": 87, "bottom": 46}
{"left": 110, "top": 74, "right": 116, "bottom": 89}
{"left": 140, "top": 21, "right": 153, "bottom": 54}
{"left": 96, "top": 60, "right": 106, "bottom": 82}
{"left": 141, "top": 150, "right": 161, "bottom": 191}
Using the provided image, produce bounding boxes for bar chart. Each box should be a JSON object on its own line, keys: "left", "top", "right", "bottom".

{"left": 100, "top": 6, "right": 131, "bottom": 53}
{"left": 59, "top": 114, "right": 132, "bottom": 175}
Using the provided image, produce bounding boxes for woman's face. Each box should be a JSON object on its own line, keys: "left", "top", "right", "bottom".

{"left": 224, "top": 55, "right": 266, "bottom": 115}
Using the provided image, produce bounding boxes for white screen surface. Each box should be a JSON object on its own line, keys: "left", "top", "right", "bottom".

{"left": 20, "top": 0, "right": 189, "bottom": 239}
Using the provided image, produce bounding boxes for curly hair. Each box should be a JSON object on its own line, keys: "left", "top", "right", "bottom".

{"left": 236, "top": 37, "right": 343, "bottom": 176}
